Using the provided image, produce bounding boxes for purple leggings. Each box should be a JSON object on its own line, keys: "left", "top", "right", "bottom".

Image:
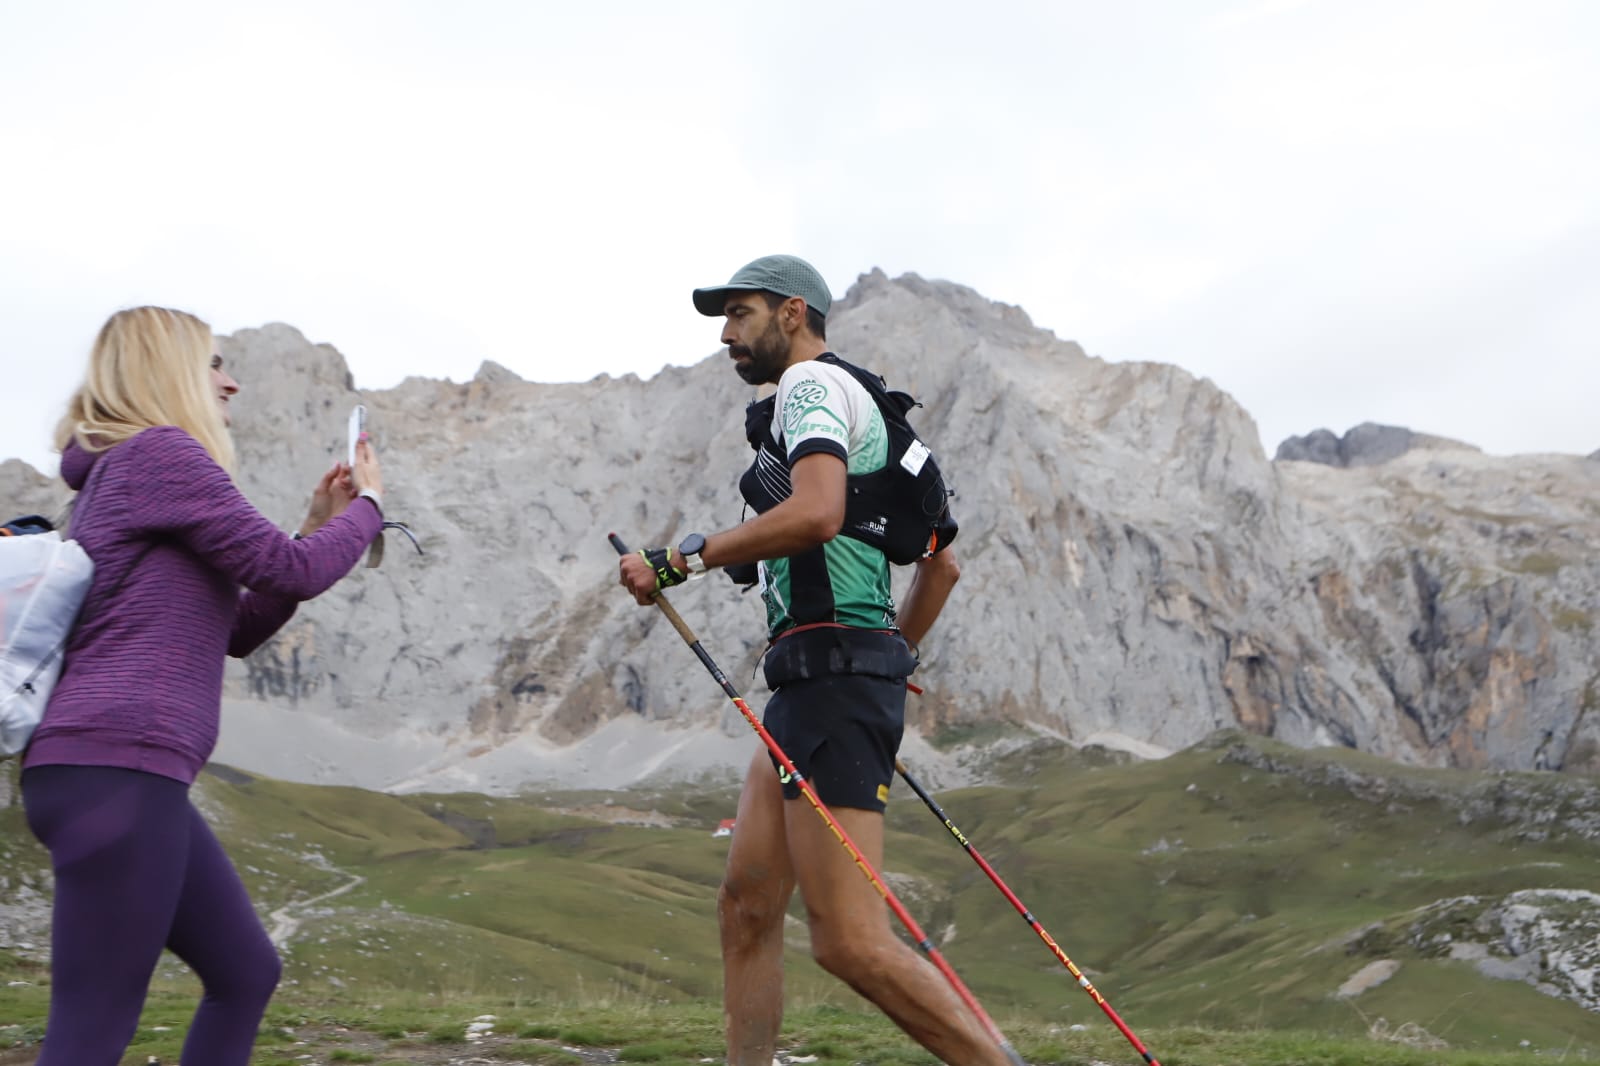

{"left": 22, "top": 764, "right": 281, "bottom": 1066}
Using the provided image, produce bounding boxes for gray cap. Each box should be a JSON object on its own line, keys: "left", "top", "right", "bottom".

{"left": 692, "top": 254, "right": 832, "bottom": 318}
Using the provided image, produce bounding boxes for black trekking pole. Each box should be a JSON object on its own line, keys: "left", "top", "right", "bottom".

{"left": 894, "top": 753, "right": 1161, "bottom": 1065}
{"left": 609, "top": 534, "right": 1027, "bottom": 1066}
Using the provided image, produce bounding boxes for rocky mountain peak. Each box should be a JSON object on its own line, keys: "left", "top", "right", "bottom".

{"left": 2, "top": 272, "right": 1595, "bottom": 794}
{"left": 473, "top": 360, "right": 524, "bottom": 386}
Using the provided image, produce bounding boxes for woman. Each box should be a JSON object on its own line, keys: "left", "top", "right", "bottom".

{"left": 21, "top": 306, "right": 386, "bottom": 1064}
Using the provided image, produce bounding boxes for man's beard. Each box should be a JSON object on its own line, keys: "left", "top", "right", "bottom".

{"left": 730, "top": 318, "right": 790, "bottom": 385}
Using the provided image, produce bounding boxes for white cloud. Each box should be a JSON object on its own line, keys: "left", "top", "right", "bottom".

{"left": 2, "top": 0, "right": 1597, "bottom": 477}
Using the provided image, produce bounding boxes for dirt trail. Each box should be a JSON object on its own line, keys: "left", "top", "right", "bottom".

{"left": 266, "top": 872, "right": 366, "bottom": 947}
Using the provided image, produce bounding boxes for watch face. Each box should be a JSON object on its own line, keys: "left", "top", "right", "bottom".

{"left": 679, "top": 533, "right": 706, "bottom": 558}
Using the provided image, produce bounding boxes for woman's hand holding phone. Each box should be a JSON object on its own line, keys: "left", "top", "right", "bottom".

{"left": 346, "top": 404, "right": 384, "bottom": 500}
{"left": 351, "top": 437, "right": 384, "bottom": 499}
{"left": 298, "top": 462, "right": 357, "bottom": 537}
{"left": 297, "top": 404, "right": 384, "bottom": 537}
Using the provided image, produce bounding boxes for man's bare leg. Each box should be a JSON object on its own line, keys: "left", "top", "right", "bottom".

{"left": 720, "top": 747, "right": 796, "bottom": 1065}
{"left": 785, "top": 798, "right": 1014, "bottom": 1066}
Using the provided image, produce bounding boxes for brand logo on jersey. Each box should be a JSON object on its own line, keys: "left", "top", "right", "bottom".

{"left": 783, "top": 380, "right": 828, "bottom": 433}
{"left": 876, "top": 782, "right": 890, "bottom": 803}
{"left": 778, "top": 766, "right": 794, "bottom": 784}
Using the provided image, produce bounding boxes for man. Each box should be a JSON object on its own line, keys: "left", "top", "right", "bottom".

{"left": 620, "top": 255, "right": 1007, "bottom": 1065}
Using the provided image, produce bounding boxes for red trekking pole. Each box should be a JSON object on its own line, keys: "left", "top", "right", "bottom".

{"left": 609, "top": 534, "right": 1027, "bottom": 1066}
{"left": 894, "top": 751, "right": 1161, "bottom": 1066}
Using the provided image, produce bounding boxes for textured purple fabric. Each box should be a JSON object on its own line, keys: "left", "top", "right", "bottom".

{"left": 23, "top": 764, "right": 281, "bottom": 1065}
{"left": 23, "top": 426, "right": 381, "bottom": 783}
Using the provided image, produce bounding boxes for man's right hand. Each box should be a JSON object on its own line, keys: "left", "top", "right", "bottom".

{"left": 619, "top": 548, "right": 685, "bottom": 605}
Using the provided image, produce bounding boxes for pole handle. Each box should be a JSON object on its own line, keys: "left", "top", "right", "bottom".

{"left": 609, "top": 532, "right": 701, "bottom": 647}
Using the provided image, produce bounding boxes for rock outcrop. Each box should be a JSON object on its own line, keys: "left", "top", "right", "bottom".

{"left": 1275, "top": 422, "right": 1477, "bottom": 467}
{"left": 1401, "top": 890, "right": 1600, "bottom": 1012}
{"left": 3, "top": 270, "right": 1596, "bottom": 792}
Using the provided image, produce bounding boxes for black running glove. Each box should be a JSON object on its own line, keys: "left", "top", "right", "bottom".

{"left": 639, "top": 548, "right": 687, "bottom": 591}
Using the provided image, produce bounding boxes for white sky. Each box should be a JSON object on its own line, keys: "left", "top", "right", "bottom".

{"left": 3, "top": 0, "right": 1597, "bottom": 475}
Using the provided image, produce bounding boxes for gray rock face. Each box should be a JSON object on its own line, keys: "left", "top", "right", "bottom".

{"left": 3, "top": 271, "right": 1597, "bottom": 791}
{"left": 0, "top": 458, "right": 61, "bottom": 523}
{"left": 1275, "top": 422, "right": 1477, "bottom": 467}
{"left": 1275, "top": 427, "right": 1345, "bottom": 466}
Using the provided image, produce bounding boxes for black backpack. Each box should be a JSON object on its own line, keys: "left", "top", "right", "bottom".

{"left": 739, "top": 354, "right": 958, "bottom": 565}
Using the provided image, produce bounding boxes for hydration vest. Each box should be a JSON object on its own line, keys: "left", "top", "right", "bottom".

{"left": 738, "top": 353, "right": 959, "bottom": 565}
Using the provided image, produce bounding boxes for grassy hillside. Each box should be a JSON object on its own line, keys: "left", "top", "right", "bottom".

{"left": 3, "top": 731, "right": 1600, "bottom": 1064}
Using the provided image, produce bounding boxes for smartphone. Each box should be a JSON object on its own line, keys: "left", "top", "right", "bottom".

{"left": 347, "top": 404, "right": 367, "bottom": 467}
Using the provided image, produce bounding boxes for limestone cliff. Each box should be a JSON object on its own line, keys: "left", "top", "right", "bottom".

{"left": 3, "top": 271, "right": 1596, "bottom": 791}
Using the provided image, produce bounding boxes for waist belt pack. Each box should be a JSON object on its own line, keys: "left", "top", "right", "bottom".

{"left": 763, "top": 626, "right": 919, "bottom": 690}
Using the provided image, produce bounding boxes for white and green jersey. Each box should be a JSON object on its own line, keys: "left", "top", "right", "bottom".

{"left": 758, "top": 357, "right": 895, "bottom": 636}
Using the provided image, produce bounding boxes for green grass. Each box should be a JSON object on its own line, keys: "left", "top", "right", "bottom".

{"left": 5, "top": 732, "right": 1600, "bottom": 1063}
{"left": 3, "top": 983, "right": 1590, "bottom": 1065}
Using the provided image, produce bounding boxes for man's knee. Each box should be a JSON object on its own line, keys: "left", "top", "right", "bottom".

{"left": 810, "top": 928, "right": 892, "bottom": 988}
{"left": 718, "top": 875, "right": 785, "bottom": 944}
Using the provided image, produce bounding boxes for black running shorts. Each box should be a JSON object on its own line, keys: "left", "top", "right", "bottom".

{"left": 758, "top": 622, "right": 918, "bottom": 813}
{"left": 762, "top": 672, "right": 907, "bottom": 812}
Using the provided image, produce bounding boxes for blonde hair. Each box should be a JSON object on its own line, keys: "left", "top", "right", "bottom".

{"left": 54, "top": 306, "right": 236, "bottom": 472}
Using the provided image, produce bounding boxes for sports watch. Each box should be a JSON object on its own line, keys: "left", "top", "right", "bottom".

{"left": 678, "top": 532, "right": 709, "bottom": 575}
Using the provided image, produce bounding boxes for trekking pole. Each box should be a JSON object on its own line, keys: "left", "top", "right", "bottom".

{"left": 894, "top": 756, "right": 1161, "bottom": 1066}
{"left": 609, "top": 534, "right": 1027, "bottom": 1066}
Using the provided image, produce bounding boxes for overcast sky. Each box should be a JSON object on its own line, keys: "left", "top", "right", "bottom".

{"left": 3, "top": 0, "right": 1596, "bottom": 475}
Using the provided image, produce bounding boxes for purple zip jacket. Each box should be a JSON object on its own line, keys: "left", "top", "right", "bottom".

{"left": 23, "top": 426, "right": 382, "bottom": 784}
